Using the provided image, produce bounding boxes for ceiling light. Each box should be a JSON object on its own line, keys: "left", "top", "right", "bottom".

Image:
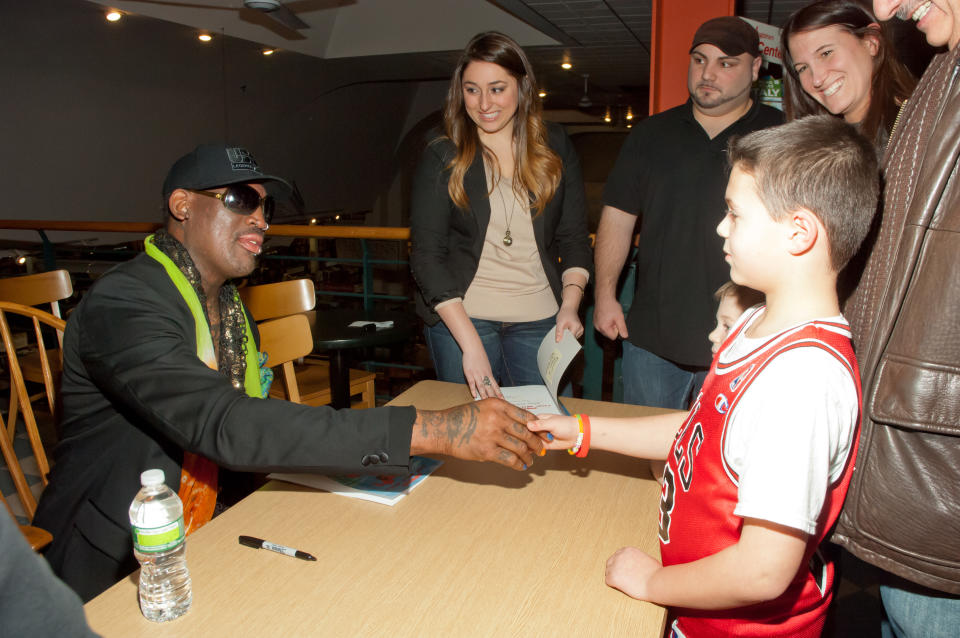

{"left": 604, "top": 107, "right": 611, "bottom": 123}
{"left": 561, "top": 62, "right": 572, "bottom": 70}
{"left": 16, "top": 256, "right": 26, "bottom": 265}
{"left": 105, "top": 10, "right": 122, "bottom": 22}
{"left": 198, "top": 33, "right": 213, "bottom": 42}
{"left": 626, "top": 107, "right": 634, "bottom": 121}
{"left": 262, "top": 48, "right": 276, "bottom": 56}
{"left": 538, "top": 89, "right": 547, "bottom": 98}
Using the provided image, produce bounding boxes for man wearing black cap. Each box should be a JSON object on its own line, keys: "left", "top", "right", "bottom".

{"left": 33, "top": 144, "right": 542, "bottom": 602}
{"left": 594, "top": 16, "right": 782, "bottom": 410}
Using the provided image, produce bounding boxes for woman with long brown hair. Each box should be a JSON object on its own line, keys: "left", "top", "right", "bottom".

{"left": 782, "top": 0, "right": 915, "bottom": 149}
{"left": 410, "top": 32, "right": 591, "bottom": 400}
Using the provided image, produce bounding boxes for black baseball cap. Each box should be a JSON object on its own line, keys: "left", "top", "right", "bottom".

{"left": 162, "top": 144, "right": 292, "bottom": 201}
{"left": 690, "top": 16, "right": 760, "bottom": 57}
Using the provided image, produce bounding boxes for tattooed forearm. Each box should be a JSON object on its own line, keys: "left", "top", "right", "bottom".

{"left": 410, "top": 398, "right": 537, "bottom": 468}
{"left": 414, "top": 403, "right": 480, "bottom": 454}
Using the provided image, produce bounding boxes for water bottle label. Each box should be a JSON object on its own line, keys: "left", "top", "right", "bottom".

{"left": 132, "top": 517, "right": 185, "bottom": 553}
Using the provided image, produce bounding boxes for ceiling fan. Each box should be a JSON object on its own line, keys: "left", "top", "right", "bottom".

{"left": 578, "top": 74, "right": 592, "bottom": 109}
{"left": 112, "top": 1, "right": 310, "bottom": 32}
{"left": 242, "top": 0, "right": 309, "bottom": 30}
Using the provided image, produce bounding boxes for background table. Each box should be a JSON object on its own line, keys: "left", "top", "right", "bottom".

{"left": 305, "top": 308, "right": 415, "bottom": 408}
{"left": 85, "top": 381, "right": 672, "bottom": 637}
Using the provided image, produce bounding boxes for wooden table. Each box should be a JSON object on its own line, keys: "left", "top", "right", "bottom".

{"left": 305, "top": 309, "right": 415, "bottom": 408}
{"left": 85, "top": 381, "right": 671, "bottom": 637}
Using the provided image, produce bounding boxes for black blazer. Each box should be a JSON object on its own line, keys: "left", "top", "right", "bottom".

{"left": 409, "top": 122, "right": 592, "bottom": 326}
{"left": 34, "top": 253, "right": 417, "bottom": 601}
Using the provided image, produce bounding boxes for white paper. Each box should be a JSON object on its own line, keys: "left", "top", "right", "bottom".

{"left": 498, "top": 329, "right": 581, "bottom": 416}
{"left": 348, "top": 320, "right": 394, "bottom": 329}
{"left": 500, "top": 385, "right": 562, "bottom": 416}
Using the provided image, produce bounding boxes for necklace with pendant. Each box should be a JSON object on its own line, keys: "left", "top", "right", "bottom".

{"left": 497, "top": 176, "right": 518, "bottom": 247}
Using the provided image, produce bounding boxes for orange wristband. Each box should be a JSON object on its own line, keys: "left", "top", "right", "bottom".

{"left": 575, "top": 413, "right": 591, "bottom": 458}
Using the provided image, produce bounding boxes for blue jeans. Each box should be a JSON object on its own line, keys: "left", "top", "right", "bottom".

{"left": 621, "top": 342, "right": 707, "bottom": 410}
{"left": 425, "top": 316, "right": 556, "bottom": 387}
{"left": 881, "top": 581, "right": 960, "bottom": 638}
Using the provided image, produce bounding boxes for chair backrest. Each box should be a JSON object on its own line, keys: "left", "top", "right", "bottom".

{"left": 240, "top": 278, "right": 315, "bottom": 322}
{"left": 256, "top": 314, "right": 315, "bottom": 404}
{"left": 0, "top": 269, "right": 73, "bottom": 319}
{"left": 0, "top": 302, "right": 65, "bottom": 520}
{"left": 0, "top": 270, "right": 73, "bottom": 349}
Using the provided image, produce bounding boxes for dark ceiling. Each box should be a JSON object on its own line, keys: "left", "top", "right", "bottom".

{"left": 491, "top": 0, "right": 932, "bottom": 119}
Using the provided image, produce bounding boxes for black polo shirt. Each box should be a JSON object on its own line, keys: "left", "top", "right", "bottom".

{"left": 603, "top": 99, "right": 783, "bottom": 368}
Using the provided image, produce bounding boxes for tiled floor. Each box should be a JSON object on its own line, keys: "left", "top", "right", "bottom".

{"left": 0, "top": 425, "right": 46, "bottom": 525}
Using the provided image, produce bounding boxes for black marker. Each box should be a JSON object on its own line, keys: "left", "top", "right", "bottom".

{"left": 239, "top": 535, "right": 316, "bottom": 561}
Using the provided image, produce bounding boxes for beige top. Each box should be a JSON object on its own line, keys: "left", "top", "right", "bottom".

{"left": 462, "top": 172, "right": 558, "bottom": 322}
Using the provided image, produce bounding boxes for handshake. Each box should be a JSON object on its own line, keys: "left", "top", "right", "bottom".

{"left": 409, "top": 397, "right": 585, "bottom": 470}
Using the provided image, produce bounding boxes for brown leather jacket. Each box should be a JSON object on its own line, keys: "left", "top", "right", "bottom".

{"left": 833, "top": 49, "right": 960, "bottom": 595}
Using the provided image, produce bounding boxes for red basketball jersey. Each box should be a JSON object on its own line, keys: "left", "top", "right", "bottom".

{"left": 659, "top": 310, "right": 861, "bottom": 637}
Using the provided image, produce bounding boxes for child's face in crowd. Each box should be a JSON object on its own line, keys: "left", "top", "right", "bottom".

{"left": 708, "top": 293, "right": 746, "bottom": 354}
{"left": 717, "top": 166, "right": 785, "bottom": 291}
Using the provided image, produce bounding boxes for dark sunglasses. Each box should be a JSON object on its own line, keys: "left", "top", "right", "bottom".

{"left": 188, "top": 185, "right": 274, "bottom": 224}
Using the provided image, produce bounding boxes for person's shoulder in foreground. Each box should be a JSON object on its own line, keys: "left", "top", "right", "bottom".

{"left": 0, "top": 512, "right": 100, "bottom": 638}
{"left": 532, "top": 114, "right": 880, "bottom": 636}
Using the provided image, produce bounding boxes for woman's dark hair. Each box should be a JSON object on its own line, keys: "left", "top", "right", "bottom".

{"left": 782, "top": 0, "right": 915, "bottom": 145}
{"left": 441, "top": 31, "right": 560, "bottom": 215}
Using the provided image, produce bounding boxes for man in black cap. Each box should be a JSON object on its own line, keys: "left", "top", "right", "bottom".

{"left": 33, "top": 144, "right": 542, "bottom": 602}
{"left": 594, "top": 16, "right": 783, "bottom": 410}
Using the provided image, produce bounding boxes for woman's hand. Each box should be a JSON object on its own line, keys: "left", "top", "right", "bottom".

{"left": 462, "top": 346, "right": 502, "bottom": 400}
{"left": 527, "top": 414, "right": 579, "bottom": 450}
{"left": 555, "top": 307, "right": 584, "bottom": 341}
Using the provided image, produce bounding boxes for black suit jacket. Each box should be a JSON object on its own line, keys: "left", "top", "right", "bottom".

{"left": 34, "top": 252, "right": 416, "bottom": 601}
{"left": 409, "top": 122, "right": 592, "bottom": 325}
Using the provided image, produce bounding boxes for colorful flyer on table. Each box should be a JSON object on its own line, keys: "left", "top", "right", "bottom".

{"left": 269, "top": 456, "right": 443, "bottom": 506}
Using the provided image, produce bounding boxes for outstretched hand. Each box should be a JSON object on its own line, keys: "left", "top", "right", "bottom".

{"left": 527, "top": 414, "right": 579, "bottom": 450}
{"left": 412, "top": 398, "right": 541, "bottom": 470}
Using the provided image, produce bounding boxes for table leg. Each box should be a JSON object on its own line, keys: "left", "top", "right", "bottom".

{"left": 329, "top": 350, "right": 350, "bottom": 409}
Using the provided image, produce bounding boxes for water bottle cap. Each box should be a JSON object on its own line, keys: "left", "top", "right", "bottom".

{"left": 140, "top": 469, "right": 165, "bottom": 487}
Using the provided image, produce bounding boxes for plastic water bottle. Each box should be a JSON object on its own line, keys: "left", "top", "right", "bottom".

{"left": 128, "top": 469, "right": 193, "bottom": 622}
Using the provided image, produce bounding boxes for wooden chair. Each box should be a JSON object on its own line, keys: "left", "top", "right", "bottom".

{"left": 240, "top": 279, "right": 377, "bottom": 409}
{"left": 1, "top": 491, "right": 51, "bottom": 551}
{"left": 0, "top": 269, "right": 73, "bottom": 440}
{"left": 0, "top": 302, "right": 64, "bottom": 522}
{"left": 256, "top": 315, "right": 314, "bottom": 404}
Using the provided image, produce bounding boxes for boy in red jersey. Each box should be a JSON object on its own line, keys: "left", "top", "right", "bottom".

{"left": 531, "top": 115, "right": 878, "bottom": 637}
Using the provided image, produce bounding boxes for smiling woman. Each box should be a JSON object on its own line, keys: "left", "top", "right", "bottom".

{"left": 409, "top": 32, "right": 592, "bottom": 401}
{"left": 782, "top": 0, "right": 916, "bottom": 148}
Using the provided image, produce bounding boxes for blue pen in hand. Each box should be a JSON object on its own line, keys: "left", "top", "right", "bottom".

{"left": 239, "top": 535, "right": 317, "bottom": 561}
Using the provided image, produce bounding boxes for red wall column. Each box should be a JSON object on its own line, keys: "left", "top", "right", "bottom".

{"left": 649, "top": 0, "right": 736, "bottom": 115}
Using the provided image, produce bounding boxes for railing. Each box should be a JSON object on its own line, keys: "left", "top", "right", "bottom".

{"left": 1, "top": 220, "right": 627, "bottom": 401}
{"left": 0, "top": 221, "right": 411, "bottom": 312}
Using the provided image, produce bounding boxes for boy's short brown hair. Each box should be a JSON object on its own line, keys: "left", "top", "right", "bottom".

{"left": 715, "top": 281, "right": 765, "bottom": 309}
{"left": 727, "top": 115, "right": 879, "bottom": 271}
